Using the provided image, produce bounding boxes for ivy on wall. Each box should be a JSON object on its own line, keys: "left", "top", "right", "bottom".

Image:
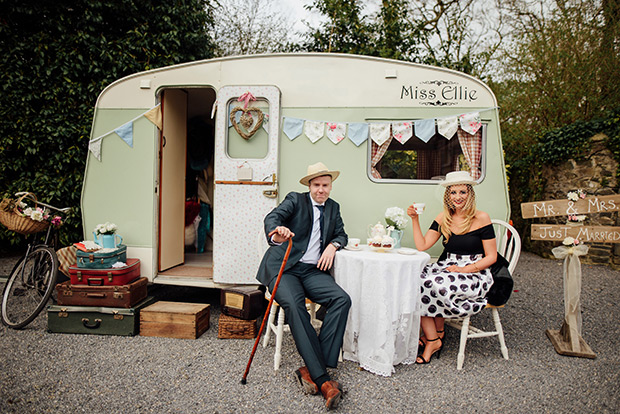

{"left": 0, "top": 1, "right": 215, "bottom": 253}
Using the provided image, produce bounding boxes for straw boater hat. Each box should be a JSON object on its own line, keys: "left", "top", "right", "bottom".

{"left": 299, "top": 162, "right": 340, "bottom": 186}
{"left": 440, "top": 171, "right": 477, "bottom": 187}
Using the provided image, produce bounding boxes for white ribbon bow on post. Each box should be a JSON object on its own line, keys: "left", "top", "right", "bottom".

{"left": 551, "top": 244, "right": 589, "bottom": 350}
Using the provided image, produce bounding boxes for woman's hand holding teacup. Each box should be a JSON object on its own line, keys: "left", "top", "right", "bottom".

{"left": 407, "top": 204, "right": 419, "bottom": 219}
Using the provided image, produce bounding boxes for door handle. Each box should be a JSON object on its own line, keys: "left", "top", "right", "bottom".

{"left": 263, "top": 189, "right": 278, "bottom": 198}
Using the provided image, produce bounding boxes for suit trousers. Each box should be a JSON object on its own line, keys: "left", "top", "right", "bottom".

{"left": 268, "top": 262, "right": 351, "bottom": 381}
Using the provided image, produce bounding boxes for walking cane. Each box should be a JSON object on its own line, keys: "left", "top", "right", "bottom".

{"left": 241, "top": 230, "right": 293, "bottom": 384}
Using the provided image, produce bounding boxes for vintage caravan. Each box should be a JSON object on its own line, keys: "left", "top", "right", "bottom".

{"left": 81, "top": 53, "right": 509, "bottom": 288}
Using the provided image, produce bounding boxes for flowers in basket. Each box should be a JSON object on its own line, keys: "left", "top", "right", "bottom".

{"left": 385, "top": 207, "right": 406, "bottom": 230}
{"left": 2, "top": 197, "right": 62, "bottom": 227}
{"left": 94, "top": 222, "right": 118, "bottom": 235}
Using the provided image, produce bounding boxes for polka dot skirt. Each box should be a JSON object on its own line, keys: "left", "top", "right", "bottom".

{"left": 419, "top": 253, "right": 493, "bottom": 318}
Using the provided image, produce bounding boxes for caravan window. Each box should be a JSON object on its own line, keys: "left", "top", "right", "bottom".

{"left": 368, "top": 125, "right": 486, "bottom": 182}
{"left": 225, "top": 99, "right": 270, "bottom": 159}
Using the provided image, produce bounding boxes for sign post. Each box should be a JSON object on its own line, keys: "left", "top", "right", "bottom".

{"left": 521, "top": 194, "right": 620, "bottom": 359}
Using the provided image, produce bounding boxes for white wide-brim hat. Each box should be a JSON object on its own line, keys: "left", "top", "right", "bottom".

{"left": 440, "top": 171, "right": 477, "bottom": 187}
{"left": 299, "top": 162, "right": 340, "bottom": 186}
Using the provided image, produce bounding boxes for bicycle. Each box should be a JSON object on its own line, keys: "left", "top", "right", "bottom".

{"left": 1, "top": 192, "right": 70, "bottom": 329}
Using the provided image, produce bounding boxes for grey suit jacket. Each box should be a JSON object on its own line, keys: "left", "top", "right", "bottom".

{"left": 256, "top": 192, "right": 348, "bottom": 286}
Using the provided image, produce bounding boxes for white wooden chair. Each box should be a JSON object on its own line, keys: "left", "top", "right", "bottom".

{"left": 445, "top": 219, "right": 521, "bottom": 370}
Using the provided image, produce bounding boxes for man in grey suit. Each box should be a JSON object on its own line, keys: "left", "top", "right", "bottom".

{"left": 256, "top": 162, "right": 351, "bottom": 410}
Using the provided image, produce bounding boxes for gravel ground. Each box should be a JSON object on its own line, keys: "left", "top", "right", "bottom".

{"left": 0, "top": 251, "right": 619, "bottom": 414}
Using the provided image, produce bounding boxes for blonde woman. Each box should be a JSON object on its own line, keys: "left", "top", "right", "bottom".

{"left": 407, "top": 171, "right": 497, "bottom": 364}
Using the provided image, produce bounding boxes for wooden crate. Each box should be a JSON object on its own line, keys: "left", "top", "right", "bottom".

{"left": 140, "top": 301, "right": 210, "bottom": 339}
{"left": 218, "top": 314, "right": 258, "bottom": 339}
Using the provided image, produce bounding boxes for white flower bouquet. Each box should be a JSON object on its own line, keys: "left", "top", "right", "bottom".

{"left": 94, "top": 222, "right": 118, "bottom": 235}
{"left": 385, "top": 207, "right": 406, "bottom": 230}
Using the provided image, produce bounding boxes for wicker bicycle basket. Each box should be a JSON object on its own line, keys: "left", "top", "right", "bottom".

{"left": 0, "top": 193, "right": 50, "bottom": 235}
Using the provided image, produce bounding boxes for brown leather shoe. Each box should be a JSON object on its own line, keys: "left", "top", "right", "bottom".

{"left": 294, "top": 366, "right": 318, "bottom": 395}
{"left": 320, "top": 380, "right": 342, "bottom": 410}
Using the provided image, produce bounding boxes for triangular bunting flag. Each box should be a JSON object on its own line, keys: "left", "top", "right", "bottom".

{"left": 414, "top": 118, "right": 435, "bottom": 143}
{"left": 347, "top": 123, "right": 368, "bottom": 147}
{"left": 89, "top": 139, "right": 102, "bottom": 161}
{"left": 143, "top": 104, "right": 162, "bottom": 129}
{"left": 326, "top": 122, "right": 346, "bottom": 144}
{"left": 115, "top": 121, "right": 134, "bottom": 147}
{"left": 283, "top": 117, "right": 304, "bottom": 140}
{"left": 437, "top": 116, "right": 459, "bottom": 139}
{"left": 392, "top": 121, "right": 413, "bottom": 144}
{"left": 304, "top": 120, "right": 324, "bottom": 143}
{"left": 459, "top": 112, "right": 482, "bottom": 135}
{"left": 369, "top": 123, "right": 391, "bottom": 146}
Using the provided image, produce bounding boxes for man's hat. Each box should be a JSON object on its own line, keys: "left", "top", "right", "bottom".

{"left": 299, "top": 162, "right": 340, "bottom": 186}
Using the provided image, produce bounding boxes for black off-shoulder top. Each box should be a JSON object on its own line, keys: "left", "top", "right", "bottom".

{"left": 430, "top": 220, "right": 495, "bottom": 255}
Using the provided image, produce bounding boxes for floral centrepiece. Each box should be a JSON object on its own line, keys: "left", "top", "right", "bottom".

{"left": 385, "top": 207, "right": 406, "bottom": 230}
{"left": 94, "top": 222, "right": 117, "bottom": 235}
{"left": 562, "top": 236, "right": 580, "bottom": 246}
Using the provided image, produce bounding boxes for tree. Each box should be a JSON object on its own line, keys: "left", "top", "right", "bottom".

{"left": 212, "top": 0, "right": 295, "bottom": 56}
{"left": 0, "top": 0, "right": 215, "bottom": 251}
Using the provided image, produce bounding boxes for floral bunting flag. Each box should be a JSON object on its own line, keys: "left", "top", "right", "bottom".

{"left": 459, "top": 112, "right": 482, "bottom": 135}
{"left": 115, "top": 121, "right": 134, "bottom": 147}
{"left": 143, "top": 104, "right": 162, "bottom": 129}
{"left": 414, "top": 118, "right": 435, "bottom": 143}
{"left": 436, "top": 116, "right": 459, "bottom": 140}
{"left": 347, "top": 123, "right": 369, "bottom": 146}
{"left": 88, "top": 138, "right": 103, "bottom": 161}
{"left": 304, "top": 120, "right": 325, "bottom": 143}
{"left": 326, "top": 122, "right": 346, "bottom": 144}
{"left": 392, "top": 121, "right": 413, "bottom": 144}
{"left": 369, "top": 123, "right": 391, "bottom": 146}
{"left": 282, "top": 117, "right": 304, "bottom": 140}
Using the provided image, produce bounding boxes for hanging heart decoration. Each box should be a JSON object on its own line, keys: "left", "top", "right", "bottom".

{"left": 230, "top": 106, "right": 264, "bottom": 140}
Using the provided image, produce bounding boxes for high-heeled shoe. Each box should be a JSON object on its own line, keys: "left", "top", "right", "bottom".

{"left": 415, "top": 337, "right": 443, "bottom": 364}
{"left": 418, "top": 329, "right": 445, "bottom": 351}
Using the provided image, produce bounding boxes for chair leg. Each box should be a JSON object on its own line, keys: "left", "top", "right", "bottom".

{"left": 457, "top": 316, "right": 470, "bottom": 370}
{"left": 492, "top": 308, "right": 509, "bottom": 360}
{"left": 262, "top": 303, "right": 277, "bottom": 348}
{"left": 274, "top": 306, "right": 285, "bottom": 371}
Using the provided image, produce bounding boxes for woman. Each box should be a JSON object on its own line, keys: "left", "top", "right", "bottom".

{"left": 407, "top": 171, "right": 497, "bottom": 364}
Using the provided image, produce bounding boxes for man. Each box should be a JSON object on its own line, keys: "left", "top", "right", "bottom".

{"left": 256, "top": 162, "right": 351, "bottom": 410}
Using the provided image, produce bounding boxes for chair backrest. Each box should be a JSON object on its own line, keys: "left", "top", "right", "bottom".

{"left": 491, "top": 219, "right": 521, "bottom": 274}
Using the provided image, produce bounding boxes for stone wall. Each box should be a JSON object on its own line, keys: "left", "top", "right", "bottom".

{"left": 528, "top": 133, "right": 620, "bottom": 268}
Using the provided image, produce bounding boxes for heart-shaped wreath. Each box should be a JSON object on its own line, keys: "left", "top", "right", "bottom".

{"left": 230, "top": 106, "right": 264, "bottom": 140}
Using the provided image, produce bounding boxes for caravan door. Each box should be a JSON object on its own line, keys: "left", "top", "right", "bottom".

{"left": 213, "top": 86, "right": 280, "bottom": 284}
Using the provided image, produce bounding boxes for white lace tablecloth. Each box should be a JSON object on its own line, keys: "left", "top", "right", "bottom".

{"left": 332, "top": 247, "right": 431, "bottom": 376}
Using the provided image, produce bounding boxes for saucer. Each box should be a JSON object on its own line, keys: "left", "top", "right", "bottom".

{"left": 345, "top": 245, "right": 361, "bottom": 251}
{"left": 397, "top": 248, "right": 418, "bottom": 255}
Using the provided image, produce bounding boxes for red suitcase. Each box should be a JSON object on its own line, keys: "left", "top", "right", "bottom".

{"left": 68, "top": 258, "right": 141, "bottom": 286}
{"left": 56, "top": 277, "right": 148, "bottom": 308}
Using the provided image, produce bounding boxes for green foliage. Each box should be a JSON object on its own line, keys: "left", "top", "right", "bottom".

{"left": 0, "top": 0, "right": 215, "bottom": 253}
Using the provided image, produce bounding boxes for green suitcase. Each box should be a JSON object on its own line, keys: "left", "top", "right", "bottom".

{"left": 47, "top": 296, "right": 154, "bottom": 336}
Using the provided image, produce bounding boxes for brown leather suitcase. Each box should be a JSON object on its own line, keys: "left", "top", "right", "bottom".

{"left": 220, "top": 286, "right": 266, "bottom": 320}
{"left": 55, "top": 277, "right": 148, "bottom": 308}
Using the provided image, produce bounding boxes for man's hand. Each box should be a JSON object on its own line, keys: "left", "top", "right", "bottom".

{"left": 271, "top": 226, "right": 295, "bottom": 244}
{"left": 317, "top": 243, "right": 337, "bottom": 271}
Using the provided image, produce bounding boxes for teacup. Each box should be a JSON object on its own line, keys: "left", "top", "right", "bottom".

{"left": 348, "top": 238, "right": 360, "bottom": 248}
{"left": 413, "top": 203, "right": 426, "bottom": 214}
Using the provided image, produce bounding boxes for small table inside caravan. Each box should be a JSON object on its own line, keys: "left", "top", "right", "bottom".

{"left": 332, "top": 247, "right": 431, "bottom": 376}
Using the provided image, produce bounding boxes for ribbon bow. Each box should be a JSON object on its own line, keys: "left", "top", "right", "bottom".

{"left": 237, "top": 92, "right": 256, "bottom": 110}
{"left": 551, "top": 244, "right": 588, "bottom": 336}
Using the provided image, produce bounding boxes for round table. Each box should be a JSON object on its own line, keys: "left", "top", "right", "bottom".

{"left": 332, "top": 246, "right": 431, "bottom": 376}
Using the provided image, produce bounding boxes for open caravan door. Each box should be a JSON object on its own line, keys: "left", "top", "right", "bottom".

{"left": 213, "top": 86, "right": 280, "bottom": 284}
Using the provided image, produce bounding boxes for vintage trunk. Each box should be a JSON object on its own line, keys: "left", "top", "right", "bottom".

{"left": 55, "top": 277, "right": 148, "bottom": 308}
{"left": 76, "top": 245, "right": 127, "bottom": 269}
{"left": 218, "top": 314, "right": 258, "bottom": 339}
{"left": 47, "top": 296, "right": 154, "bottom": 336}
{"left": 139, "top": 301, "right": 210, "bottom": 339}
{"left": 220, "top": 286, "right": 266, "bottom": 320}
{"left": 68, "top": 258, "right": 141, "bottom": 286}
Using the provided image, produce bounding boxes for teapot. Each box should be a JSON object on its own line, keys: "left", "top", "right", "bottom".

{"left": 367, "top": 222, "right": 387, "bottom": 238}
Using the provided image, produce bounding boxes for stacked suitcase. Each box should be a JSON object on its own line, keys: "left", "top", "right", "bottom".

{"left": 48, "top": 245, "right": 153, "bottom": 336}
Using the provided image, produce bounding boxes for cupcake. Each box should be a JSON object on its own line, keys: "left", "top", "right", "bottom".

{"left": 372, "top": 235, "right": 383, "bottom": 247}
{"left": 381, "top": 235, "right": 394, "bottom": 249}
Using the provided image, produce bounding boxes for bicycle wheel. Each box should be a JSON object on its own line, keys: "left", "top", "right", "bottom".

{"left": 1, "top": 246, "right": 58, "bottom": 329}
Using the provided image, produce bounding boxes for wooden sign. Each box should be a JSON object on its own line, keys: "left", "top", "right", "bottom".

{"left": 531, "top": 224, "right": 620, "bottom": 243}
{"left": 521, "top": 194, "right": 620, "bottom": 219}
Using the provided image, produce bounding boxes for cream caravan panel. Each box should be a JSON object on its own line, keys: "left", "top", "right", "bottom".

{"left": 213, "top": 86, "right": 280, "bottom": 284}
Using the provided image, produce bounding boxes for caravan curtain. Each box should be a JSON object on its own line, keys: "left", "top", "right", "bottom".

{"left": 457, "top": 128, "right": 482, "bottom": 179}
{"left": 371, "top": 136, "right": 394, "bottom": 179}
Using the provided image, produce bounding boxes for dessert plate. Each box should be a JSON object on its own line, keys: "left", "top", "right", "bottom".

{"left": 397, "top": 248, "right": 418, "bottom": 255}
{"left": 344, "top": 245, "right": 361, "bottom": 251}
